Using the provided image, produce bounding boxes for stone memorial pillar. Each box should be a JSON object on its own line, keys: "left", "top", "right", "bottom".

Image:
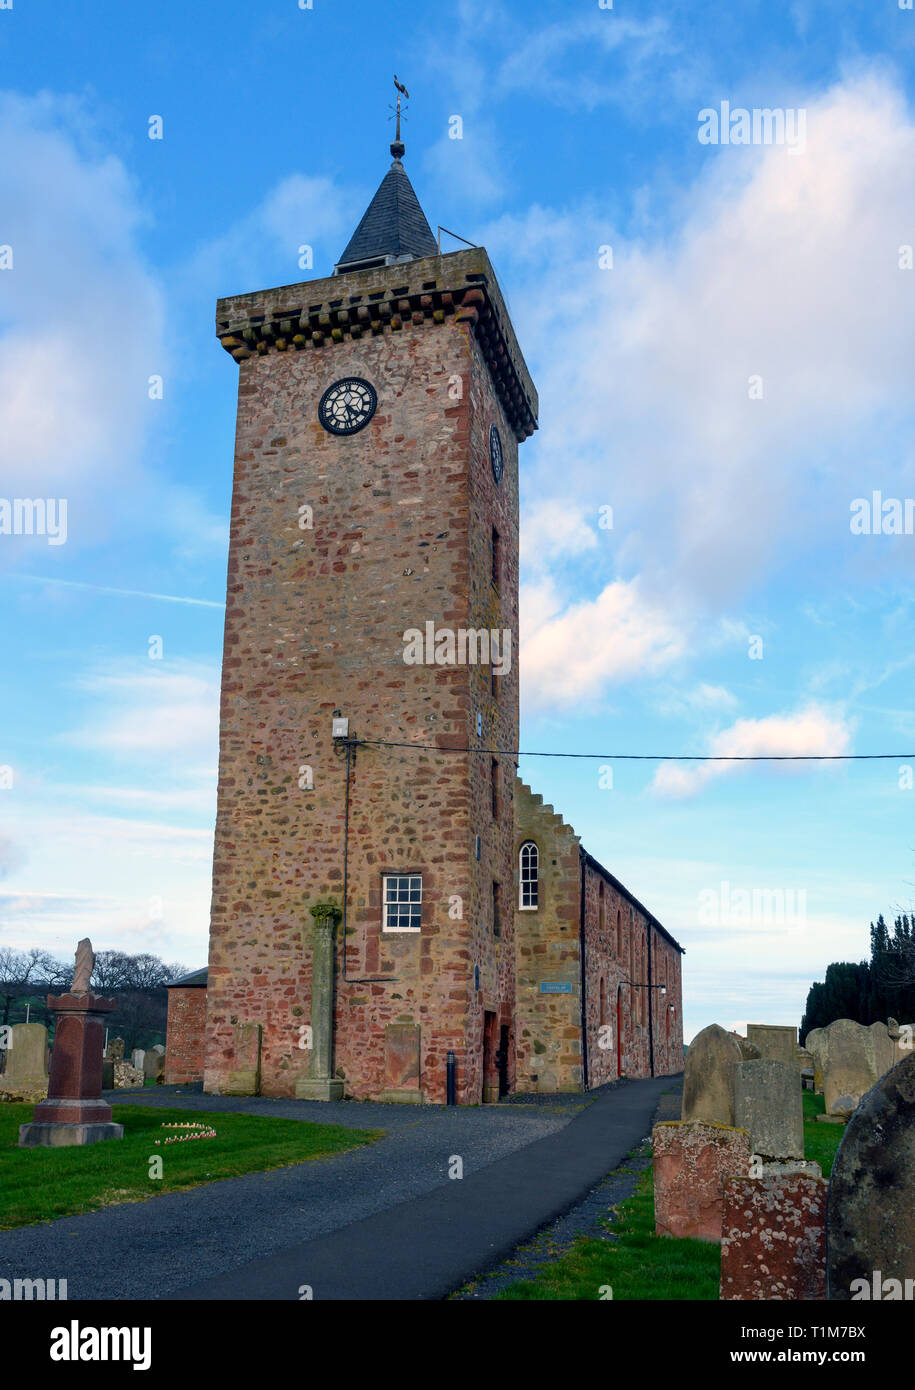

{"left": 296, "top": 902, "right": 344, "bottom": 1101}
{"left": 19, "top": 939, "right": 123, "bottom": 1147}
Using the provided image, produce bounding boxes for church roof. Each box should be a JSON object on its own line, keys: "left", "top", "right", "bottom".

{"left": 335, "top": 158, "right": 439, "bottom": 273}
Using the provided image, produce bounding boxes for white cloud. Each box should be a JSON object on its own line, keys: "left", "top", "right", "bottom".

{"left": 520, "top": 498, "right": 599, "bottom": 567}
{"left": 521, "top": 576, "right": 688, "bottom": 710}
{"left": 652, "top": 704, "right": 854, "bottom": 798}
{"left": 69, "top": 665, "right": 220, "bottom": 759}
{"left": 488, "top": 72, "right": 915, "bottom": 606}
{"left": 0, "top": 93, "right": 166, "bottom": 543}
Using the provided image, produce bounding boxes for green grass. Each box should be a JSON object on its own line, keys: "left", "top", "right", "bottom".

{"left": 0, "top": 1104, "right": 382, "bottom": 1230}
{"left": 802, "top": 1089, "right": 844, "bottom": 1177}
{"left": 495, "top": 1092, "right": 843, "bottom": 1301}
{"left": 495, "top": 1162, "right": 721, "bottom": 1301}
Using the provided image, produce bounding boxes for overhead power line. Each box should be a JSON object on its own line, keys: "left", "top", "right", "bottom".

{"left": 352, "top": 739, "right": 910, "bottom": 762}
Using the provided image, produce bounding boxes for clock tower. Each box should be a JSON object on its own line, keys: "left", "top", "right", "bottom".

{"left": 203, "top": 130, "right": 538, "bottom": 1103}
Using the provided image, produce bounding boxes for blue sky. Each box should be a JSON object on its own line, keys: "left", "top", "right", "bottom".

{"left": 2, "top": 0, "right": 915, "bottom": 1043}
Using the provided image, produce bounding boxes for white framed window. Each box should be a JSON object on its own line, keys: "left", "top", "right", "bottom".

{"left": 382, "top": 874, "right": 422, "bottom": 932}
{"left": 519, "top": 841, "right": 539, "bottom": 910}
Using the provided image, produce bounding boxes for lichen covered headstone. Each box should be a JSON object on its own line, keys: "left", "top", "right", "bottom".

{"left": 827, "top": 1052, "right": 915, "bottom": 1299}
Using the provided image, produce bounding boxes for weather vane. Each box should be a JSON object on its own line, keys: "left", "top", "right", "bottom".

{"left": 390, "top": 74, "right": 409, "bottom": 159}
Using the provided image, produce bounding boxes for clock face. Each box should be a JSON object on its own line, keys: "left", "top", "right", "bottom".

{"left": 490, "top": 423, "right": 504, "bottom": 485}
{"left": 318, "top": 377, "right": 377, "bottom": 436}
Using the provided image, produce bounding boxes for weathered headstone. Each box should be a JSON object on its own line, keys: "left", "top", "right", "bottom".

{"left": 653, "top": 1121, "right": 752, "bottom": 1242}
{"left": 225, "top": 1022, "right": 260, "bottom": 1095}
{"left": 150, "top": 1043, "right": 165, "bottom": 1055}
{"left": 105, "top": 1036, "right": 125, "bottom": 1062}
{"left": 734, "top": 1059, "right": 803, "bottom": 1161}
{"left": 827, "top": 1053, "right": 915, "bottom": 1300}
{"left": 131, "top": 1049, "right": 145, "bottom": 1071}
{"left": 805, "top": 1027, "right": 827, "bottom": 1094}
{"left": 681, "top": 1024, "right": 743, "bottom": 1126}
{"left": 721, "top": 1173, "right": 828, "bottom": 1300}
{"left": 143, "top": 1050, "right": 166, "bottom": 1083}
{"left": 731, "top": 1033, "right": 761, "bottom": 1060}
{"left": 747, "top": 1024, "right": 798, "bottom": 1069}
{"left": 821, "top": 1019, "right": 896, "bottom": 1118}
{"left": 0, "top": 1023, "right": 49, "bottom": 1102}
{"left": 101, "top": 1059, "right": 114, "bottom": 1090}
{"left": 380, "top": 1023, "right": 423, "bottom": 1103}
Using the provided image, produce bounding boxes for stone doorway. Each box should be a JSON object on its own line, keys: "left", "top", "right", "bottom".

{"left": 496, "top": 1024, "right": 510, "bottom": 1099}
{"left": 482, "top": 1010, "right": 499, "bottom": 1103}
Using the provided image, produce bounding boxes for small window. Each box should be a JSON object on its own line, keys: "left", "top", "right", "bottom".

{"left": 519, "top": 841, "right": 539, "bottom": 910}
{"left": 491, "top": 758, "right": 500, "bottom": 820}
{"left": 491, "top": 525, "right": 501, "bottom": 589}
{"left": 599, "top": 880, "right": 605, "bottom": 935}
{"left": 492, "top": 880, "right": 502, "bottom": 938}
{"left": 616, "top": 908, "right": 622, "bottom": 958}
{"left": 382, "top": 874, "right": 422, "bottom": 932}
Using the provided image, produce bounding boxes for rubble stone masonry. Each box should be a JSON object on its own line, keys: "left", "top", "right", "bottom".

{"left": 204, "top": 250, "right": 535, "bottom": 1102}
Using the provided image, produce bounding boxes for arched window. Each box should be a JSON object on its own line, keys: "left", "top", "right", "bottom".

{"left": 519, "top": 841, "right": 539, "bottom": 910}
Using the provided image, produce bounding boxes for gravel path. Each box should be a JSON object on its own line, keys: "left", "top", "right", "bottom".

{"left": 0, "top": 1086, "right": 584, "bottom": 1300}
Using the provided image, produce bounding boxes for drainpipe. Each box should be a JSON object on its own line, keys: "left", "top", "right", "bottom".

{"left": 339, "top": 737, "right": 396, "bottom": 985}
{"left": 647, "top": 921, "right": 655, "bottom": 1078}
{"left": 578, "top": 849, "right": 589, "bottom": 1090}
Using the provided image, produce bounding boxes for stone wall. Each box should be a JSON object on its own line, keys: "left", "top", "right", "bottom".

{"left": 204, "top": 250, "right": 531, "bottom": 1103}
{"left": 165, "top": 987, "right": 207, "bottom": 1085}
{"left": 513, "top": 781, "right": 582, "bottom": 1092}
{"left": 513, "top": 780, "right": 684, "bottom": 1091}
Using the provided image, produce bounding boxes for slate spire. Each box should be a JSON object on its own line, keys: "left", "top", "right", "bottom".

{"left": 334, "top": 80, "right": 438, "bottom": 274}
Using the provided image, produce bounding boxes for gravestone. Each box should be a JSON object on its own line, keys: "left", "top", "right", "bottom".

{"left": 746, "top": 1024, "right": 798, "bottom": 1069}
{"left": 734, "top": 1059, "right": 803, "bottom": 1161}
{"left": 380, "top": 1024, "right": 423, "bottom": 1103}
{"left": 682, "top": 1024, "right": 743, "bottom": 1126}
{"left": 131, "top": 1049, "right": 145, "bottom": 1071}
{"left": 143, "top": 1050, "right": 166, "bottom": 1083}
{"left": 0, "top": 1023, "right": 49, "bottom": 1101}
{"left": 105, "top": 1037, "right": 125, "bottom": 1062}
{"left": 101, "top": 1059, "right": 114, "bottom": 1089}
{"left": 226, "top": 1022, "right": 260, "bottom": 1095}
{"left": 731, "top": 1033, "right": 761, "bottom": 1060}
{"left": 653, "top": 1121, "right": 752, "bottom": 1242}
{"left": 722, "top": 1173, "right": 828, "bottom": 1300}
{"left": 19, "top": 938, "right": 123, "bottom": 1146}
{"left": 805, "top": 1027, "right": 827, "bottom": 1093}
{"left": 822, "top": 1019, "right": 896, "bottom": 1118}
{"left": 827, "top": 1053, "right": 915, "bottom": 1299}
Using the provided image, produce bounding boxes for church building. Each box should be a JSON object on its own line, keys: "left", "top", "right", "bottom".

{"left": 171, "top": 119, "right": 684, "bottom": 1103}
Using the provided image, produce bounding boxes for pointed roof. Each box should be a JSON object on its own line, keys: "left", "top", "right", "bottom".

{"left": 335, "top": 158, "right": 438, "bottom": 274}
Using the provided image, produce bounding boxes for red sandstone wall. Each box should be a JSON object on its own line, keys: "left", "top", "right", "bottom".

{"left": 165, "top": 988, "right": 207, "bottom": 1085}
{"left": 205, "top": 256, "right": 522, "bottom": 1102}
{"left": 582, "top": 860, "right": 684, "bottom": 1083}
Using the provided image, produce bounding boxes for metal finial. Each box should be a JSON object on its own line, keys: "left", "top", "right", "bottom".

{"left": 391, "top": 75, "right": 409, "bottom": 159}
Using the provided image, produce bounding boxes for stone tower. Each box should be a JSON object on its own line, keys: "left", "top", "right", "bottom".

{"left": 203, "top": 137, "right": 537, "bottom": 1103}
